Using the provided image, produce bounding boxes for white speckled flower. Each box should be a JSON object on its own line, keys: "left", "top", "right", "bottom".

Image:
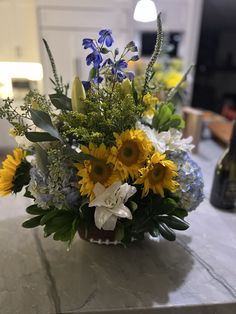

{"left": 136, "top": 122, "right": 194, "bottom": 153}
{"left": 89, "top": 181, "right": 136, "bottom": 231}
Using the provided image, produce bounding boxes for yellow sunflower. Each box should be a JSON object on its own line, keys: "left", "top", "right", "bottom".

{"left": 75, "top": 143, "right": 120, "bottom": 200}
{"left": 135, "top": 152, "right": 178, "bottom": 198}
{"left": 143, "top": 93, "right": 159, "bottom": 117}
{"left": 108, "top": 129, "right": 153, "bottom": 181}
{"left": 0, "top": 148, "right": 25, "bottom": 196}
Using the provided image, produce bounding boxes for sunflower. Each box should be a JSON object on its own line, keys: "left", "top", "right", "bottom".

{"left": 0, "top": 148, "right": 26, "bottom": 196}
{"left": 135, "top": 151, "right": 178, "bottom": 198}
{"left": 75, "top": 143, "right": 120, "bottom": 200}
{"left": 143, "top": 92, "right": 159, "bottom": 117}
{"left": 108, "top": 129, "right": 153, "bottom": 181}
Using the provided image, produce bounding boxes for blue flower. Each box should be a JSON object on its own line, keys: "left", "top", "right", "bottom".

{"left": 82, "top": 38, "right": 96, "bottom": 50}
{"left": 94, "top": 75, "right": 103, "bottom": 84}
{"left": 86, "top": 51, "right": 103, "bottom": 69}
{"left": 98, "top": 29, "right": 114, "bottom": 47}
{"left": 126, "top": 71, "right": 135, "bottom": 81}
{"left": 82, "top": 81, "right": 91, "bottom": 90}
{"left": 102, "top": 58, "right": 114, "bottom": 67}
{"left": 112, "top": 59, "right": 128, "bottom": 82}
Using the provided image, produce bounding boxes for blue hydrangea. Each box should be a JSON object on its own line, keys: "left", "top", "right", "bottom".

{"left": 169, "top": 151, "right": 204, "bottom": 211}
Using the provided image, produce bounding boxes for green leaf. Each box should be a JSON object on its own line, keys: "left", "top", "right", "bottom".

{"left": 173, "top": 208, "right": 188, "bottom": 218}
{"left": 100, "top": 47, "right": 110, "bottom": 54}
{"left": 159, "top": 216, "right": 189, "bottom": 230}
{"left": 35, "top": 143, "right": 48, "bottom": 174}
{"left": 25, "top": 132, "right": 58, "bottom": 142}
{"left": 158, "top": 222, "right": 176, "bottom": 241}
{"left": 89, "top": 68, "right": 96, "bottom": 79}
{"left": 169, "top": 114, "right": 185, "bottom": 129}
{"left": 40, "top": 210, "right": 58, "bottom": 225}
{"left": 26, "top": 204, "right": 47, "bottom": 215}
{"left": 30, "top": 109, "right": 62, "bottom": 141}
{"left": 115, "top": 224, "right": 125, "bottom": 241}
{"left": 22, "top": 215, "right": 43, "bottom": 228}
{"left": 49, "top": 94, "right": 72, "bottom": 111}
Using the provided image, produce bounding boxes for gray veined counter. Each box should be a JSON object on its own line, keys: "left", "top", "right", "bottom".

{"left": 0, "top": 139, "right": 236, "bottom": 314}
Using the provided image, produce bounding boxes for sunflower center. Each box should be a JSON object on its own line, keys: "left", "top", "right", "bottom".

{"left": 149, "top": 163, "right": 166, "bottom": 184}
{"left": 90, "top": 160, "right": 112, "bottom": 184}
{"left": 118, "top": 140, "right": 139, "bottom": 166}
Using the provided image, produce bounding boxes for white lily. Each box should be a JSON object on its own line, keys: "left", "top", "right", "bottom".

{"left": 89, "top": 181, "right": 137, "bottom": 231}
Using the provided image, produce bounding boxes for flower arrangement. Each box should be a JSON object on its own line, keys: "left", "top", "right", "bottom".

{"left": 0, "top": 15, "right": 204, "bottom": 247}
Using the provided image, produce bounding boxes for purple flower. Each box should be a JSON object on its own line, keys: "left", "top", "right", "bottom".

{"left": 94, "top": 75, "right": 103, "bottom": 84}
{"left": 126, "top": 71, "right": 135, "bottom": 81}
{"left": 116, "top": 70, "right": 126, "bottom": 82}
{"left": 111, "top": 59, "right": 128, "bottom": 82}
{"left": 102, "top": 58, "right": 114, "bottom": 67}
{"left": 82, "top": 81, "right": 91, "bottom": 90}
{"left": 82, "top": 38, "right": 96, "bottom": 50}
{"left": 86, "top": 51, "right": 103, "bottom": 69}
{"left": 98, "top": 29, "right": 114, "bottom": 47}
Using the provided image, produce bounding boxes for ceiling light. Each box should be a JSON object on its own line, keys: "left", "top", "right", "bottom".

{"left": 133, "top": 0, "right": 157, "bottom": 23}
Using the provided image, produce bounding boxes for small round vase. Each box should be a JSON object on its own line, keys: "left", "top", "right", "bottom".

{"left": 78, "top": 225, "right": 121, "bottom": 245}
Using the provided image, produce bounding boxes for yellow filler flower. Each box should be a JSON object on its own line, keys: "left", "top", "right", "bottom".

{"left": 0, "top": 148, "right": 25, "bottom": 196}
{"left": 135, "top": 152, "right": 178, "bottom": 198}
{"left": 108, "top": 129, "right": 153, "bottom": 181}
{"left": 143, "top": 92, "right": 159, "bottom": 116}
{"left": 75, "top": 143, "right": 120, "bottom": 200}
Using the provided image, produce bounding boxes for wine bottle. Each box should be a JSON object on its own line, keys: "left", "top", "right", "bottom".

{"left": 210, "top": 120, "right": 236, "bottom": 209}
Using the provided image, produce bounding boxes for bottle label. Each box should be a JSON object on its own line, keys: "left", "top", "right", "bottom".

{"left": 224, "top": 180, "right": 236, "bottom": 203}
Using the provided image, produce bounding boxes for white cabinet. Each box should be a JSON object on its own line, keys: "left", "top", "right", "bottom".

{"left": 0, "top": 0, "right": 40, "bottom": 62}
{"left": 37, "top": 0, "right": 133, "bottom": 93}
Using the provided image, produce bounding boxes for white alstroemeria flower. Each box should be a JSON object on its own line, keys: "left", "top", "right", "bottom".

{"left": 136, "top": 122, "right": 194, "bottom": 153}
{"left": 89, "top": 181, "right": 137, "bottom": 231}
{"left": 156, "top": 129, "right": 194, "bottom": 153}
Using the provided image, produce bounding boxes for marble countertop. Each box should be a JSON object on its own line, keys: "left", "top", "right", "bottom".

{"left": 0, "top": 139, "right": 236, "bottom": 314}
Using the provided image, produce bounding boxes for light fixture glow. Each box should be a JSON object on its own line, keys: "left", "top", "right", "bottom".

{"left": 133, "top": 0, "right": 157, "bottom": 23}
{"left": 0, "top": 75, "right": 13, "bottom": 99}
{"left": 0, "top": 62, "right": 43, "bottom": 81}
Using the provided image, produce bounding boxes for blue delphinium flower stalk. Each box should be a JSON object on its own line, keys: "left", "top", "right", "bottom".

{"left": 169, "top": 151, "right": 204, "bottom": 211}
{"left": 98, "top": 29, "right": 114, "bottom": 47}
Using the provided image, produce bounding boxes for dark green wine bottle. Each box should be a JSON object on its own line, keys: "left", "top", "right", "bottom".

{"left": 210, "top": 120, "right": 236, "bottom": 209}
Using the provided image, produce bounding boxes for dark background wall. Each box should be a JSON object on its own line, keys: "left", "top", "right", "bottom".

{"left": 192, "top": 0, "right": 236, "bottom": 113}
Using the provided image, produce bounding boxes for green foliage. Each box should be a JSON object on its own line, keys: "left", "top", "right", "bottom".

{"left": 22, "top": 204, "right": 80, "bottom": 245}
{"left": 59, "top": 84, "right": 144, "bottom": 146}
{"left": 13, "top": 160, "right": 31, "bottom": 194}
{"left": 23, "top": 90, "right": 51, "bottom": 113}
{"left": 152, "top": 102, "right": 185, "bottom": 132}
{"left": 116, "top": 191, "right": 189, "bottom": 244}
{"left": 49, "top": 94, "right": 72, "bottom": 111}
{"left": 30, "top": 109, "right": 62, "bottom": 141}
{"left": 25, "top": 132, "right": 58, "bottom": 142}
{"left": 0, "top": 98, "right": 29, "bottom": 135}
